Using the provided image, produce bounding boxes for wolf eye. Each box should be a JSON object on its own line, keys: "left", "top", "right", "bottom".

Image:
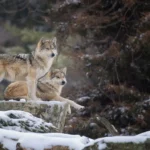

{"left": 50, "top": 46, "right": 54, "bottom": 49}
{"left": 46, "top": 48, "right": 50, "bottom": 50}
{"left": 56, "top": 76, "right": 60, "bottom": 79}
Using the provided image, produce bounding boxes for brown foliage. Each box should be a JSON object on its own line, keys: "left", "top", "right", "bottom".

{"left": 105, "top": 84, "right": 139, "bottom": 96}
{"left": 122, "top": 0, "right": 137, "bottom": 7}
{"left": 140, "top": 31, "right": 150, "bottom": 46}
{"left": 71, "top": 0, "right": 140, "bottom": 30}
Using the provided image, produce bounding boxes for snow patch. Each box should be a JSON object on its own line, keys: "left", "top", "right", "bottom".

{"left": 4, "top": 99, "right": 66, "bottom": 107}
{"left": 0, "top": 110, "right": 56, "bottom": 132}
{"left": 77, "top": 96, "right": 91, "bottom": 102}
{"left": 1, "top": 129, "right": 150, "bottom": 150}
{"left": 0, "top": 129, "right": 88, "bottom": 150}
{"left": 66, "top": 0, "right": 81, "bottom": 4}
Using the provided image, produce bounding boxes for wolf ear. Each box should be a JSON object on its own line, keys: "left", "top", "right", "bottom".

{"left": 51, "top": 69, "right": 59, "bottom": 75}
{"left": 36, "top": 37, "right": 44, "bottom": 51}
{"left": 61, "top": 67, "right": 67, "bottom": 75}
{"left": 40, "top": 37, "right": 45, "bottom": 44}
{"left": 52, "top": 37, "right": 57, "bottom": 44}
{"left": 46, "top": 71, "right": 51, "bottom": 79}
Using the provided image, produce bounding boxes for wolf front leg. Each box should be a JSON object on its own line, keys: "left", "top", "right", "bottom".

{"left": 0, "top": 71, "right": 5, "bottom": 82}
{"left": 26, "top": 68, "right": 41, "bottom": 101}
{"left": 55, "top": 95, "right": 84, "bottom": 110}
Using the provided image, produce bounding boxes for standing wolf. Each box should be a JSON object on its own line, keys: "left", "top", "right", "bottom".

{"left": 4, "top": 67, "right": 84, "bottom": 112}
{"left": 0, "top": 37, "right": 57, "bottom": 100}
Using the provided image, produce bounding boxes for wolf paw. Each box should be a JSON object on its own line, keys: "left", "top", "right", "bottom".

{"left": 30, "top": 96, "right": 42, "bottom": 101}
{"left": 34, "top": 97, "right": 42, "bottom": 101}
{"left": 76, "top": 105, "right": 85, "bottom": 110}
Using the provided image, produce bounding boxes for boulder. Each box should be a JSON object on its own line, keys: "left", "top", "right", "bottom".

{"left": 0, "top": 100, "right": 69, "bottom": 132}
{"left": 0, "top": 110, "right": 57, "bottom": 133}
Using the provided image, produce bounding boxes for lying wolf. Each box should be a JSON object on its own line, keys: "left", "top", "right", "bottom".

{"left": 0, "top": 37, "right": 57, "bottom": 100}
{"left": 4, "top": 67, "right": 84, "bottom": 112}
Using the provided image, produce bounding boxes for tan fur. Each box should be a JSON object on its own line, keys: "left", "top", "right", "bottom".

{"left": 4, "top": 81, "right": 28, "bottom": 100}
{"left": 4, "top": 68, "right": 84, "bottom": 112}
{"left": 0, "top": 37, "right": 57, "bottom": 100}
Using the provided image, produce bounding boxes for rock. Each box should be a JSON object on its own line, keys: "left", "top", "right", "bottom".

{"left": 0, "top": 110, "right": 57, "bottom": 133}
{"left": 0, "top": 101, "right": 69, "bottom": 132}
{"left": 77, "top": 96, "right": 91, "bottom": 103}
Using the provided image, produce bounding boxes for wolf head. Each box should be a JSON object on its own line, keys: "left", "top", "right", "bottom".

{"left": 50, "top": 67, "right": 67, "bottom": 86}
{"left": 35, "top": 37, "right": 58, "bottom": 58}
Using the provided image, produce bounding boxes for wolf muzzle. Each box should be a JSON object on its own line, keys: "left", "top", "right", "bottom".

{"left": 61, "top": 81, "right": 66, "bottom": 85}
{"left": 51, "top": 53, "right": 55, "bottom": 57}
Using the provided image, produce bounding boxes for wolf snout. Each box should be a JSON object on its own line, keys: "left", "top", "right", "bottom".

{"left": 78, "top": 105, "right": 85, "bottom": 110}
{"left": 51, "top": 53, "right": 55, "bottom": 57}
{"left": 61, "top": 81, "right": 66, "bottom": 85}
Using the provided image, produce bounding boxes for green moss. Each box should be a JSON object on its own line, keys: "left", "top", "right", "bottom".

{"left": 24, "top": 126, "right": 30, "bottom": 131}
{"left": 84, "top": 140, "right": 150, "bottom": 150}
{"left": 6, "top": 46, "right": 26, "bottom": 54}
{"left": 32, "top": 129, "right": 36, "bottom": 132}
{"left": 0, "top": 120, "right": 7, "bottom": 126}
{"left": 53, "top": 54, "right": 74, "bottom": 68}
{"left": 8, "top": 113, "right": 19, "bottom": 119}
{"left": 83, "top": 143, "right": 99, "bottom": 150}
{"left": 105, "top": 142, "right": 146, "bottom": 150}
{"left": 53, "top": 105, "right": 59, "bottom": 117}
{"left": 0, "top": 144, "right": 8, "bottom": 150}
{"left": 40, "top": 126, "right": 44, "bottom": 130}
{"left": 4, "top": 23, "right": 56, "bottom": 44}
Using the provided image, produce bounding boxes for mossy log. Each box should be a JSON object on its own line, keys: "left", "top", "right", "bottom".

{"left": 83, "top": 138, "right": 150, "bottom": 150}
{"left": 3, "top": 138, "right": 150, "bottom": 150}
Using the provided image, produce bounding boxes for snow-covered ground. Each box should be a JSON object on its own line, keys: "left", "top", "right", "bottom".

{"left": 0, "top": 129, "right": 89, "bottom": 150}
{"left": 0, "top": 103, "right": 150, "bottom": 150}
{"left": 1, "top": 128, "right": 150, "bottom": 150}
